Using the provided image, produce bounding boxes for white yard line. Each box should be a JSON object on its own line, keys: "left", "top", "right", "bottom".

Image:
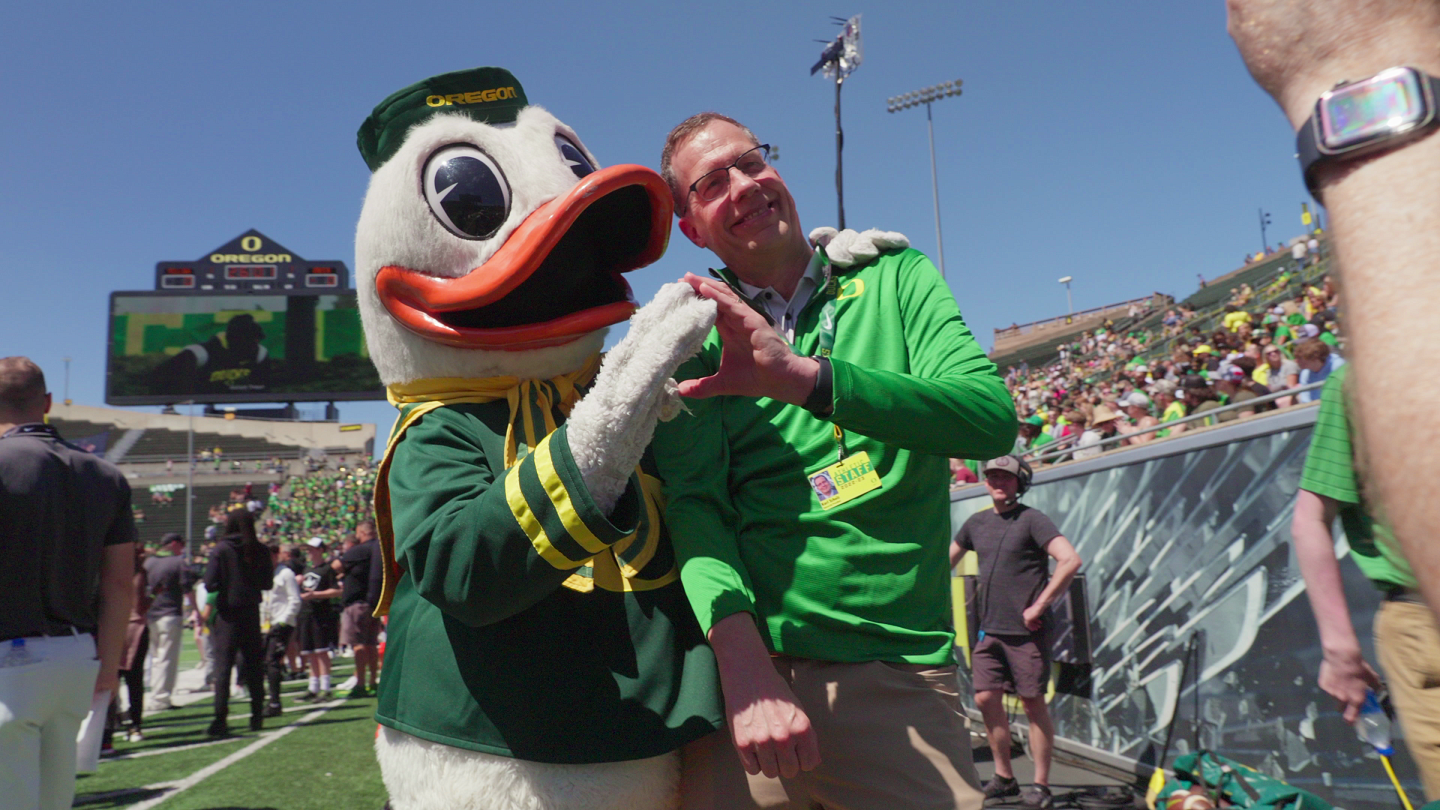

{"left": 127, "top": 698, "right": 346, "bottom": 810}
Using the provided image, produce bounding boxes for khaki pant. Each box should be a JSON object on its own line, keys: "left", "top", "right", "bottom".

{"left": 1375, "top": 600, "right": 1440, "bottom": 800}
{"left": 147, "top": 614, "right": 183, "bottom": 706}
{"left": 680, "top": 657, "right": 984, "bottom": 810}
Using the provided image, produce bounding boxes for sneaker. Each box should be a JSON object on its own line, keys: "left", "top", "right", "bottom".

{"left": 149, "top": 700, "right": 175, "bottom": 712}
{"left": 316, "top": 689, "right": 334, "bottom": 702}
{"left": 249, "top": 715, "right": 264, "bottom": 732}
{"left": 100, "top": 741, "right": 118, "bottom": 758}
{"left": 263, "top": 703, "right": 284, "bottom": 717}
{"left": 983, "top": 775, "right": 1021, "bottom": 802}
{"left": 126, "top": 729, "right": 145, "bottom": 743}
{"left": 205, "top": 720, "right": 229, "bottom": 739}
{"left": 294, "top": 691, "right": 318, "bottom": 703}
{"left": 348, "top": 686, "right": 371, "bottom": 699}
{"left": 1021, "top": 785, "right": 1053, "bottom": 810}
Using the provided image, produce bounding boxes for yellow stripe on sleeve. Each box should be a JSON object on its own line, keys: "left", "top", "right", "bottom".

{"left": 532, "top": 434, "right": 609, "bottom": 555}
{"left": 504, "top": 461, "right": 583, "bottom": 571}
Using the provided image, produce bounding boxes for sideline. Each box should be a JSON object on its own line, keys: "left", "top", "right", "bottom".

{"left": 126, "top": 698, "right": 346, "bottom": 810}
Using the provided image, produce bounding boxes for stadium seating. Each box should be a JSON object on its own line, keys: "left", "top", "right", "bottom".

{"left": 129, "top": 483, "right": 266, "bottom": 547}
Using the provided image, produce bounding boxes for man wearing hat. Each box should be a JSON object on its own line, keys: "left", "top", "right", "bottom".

{"left": 1116, "top": 391, "right": 1158, "bottom": 445}
{"left": 952, "top": 456, "right": 1082, "bottom": 810}
{"left": 1073, "top": 404, "right": 1121, "bottom": 460}
{"left": 1150, "top": 380, "right": 1187, "bottom": 438}
{"left": 143, "top": 532, "right": 192, "bottom": 712}
{"left": 295, "top": 538, "right": 340, "bottom": 702}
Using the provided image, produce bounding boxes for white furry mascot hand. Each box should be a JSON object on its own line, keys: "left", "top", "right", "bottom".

{"left": 566, "top": 283, "right": 716, "bottom": 513}
{"left": 808, "top": 226, "right": 910, "bottom": 267}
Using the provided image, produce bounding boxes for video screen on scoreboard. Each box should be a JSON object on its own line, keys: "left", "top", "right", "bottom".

{"left": 106, "top": 292, "right": 384, "bottom": 405}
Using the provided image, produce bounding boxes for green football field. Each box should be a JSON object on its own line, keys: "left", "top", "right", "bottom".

{"left": 74, "top": 645, "right": 388, "bottom": 809}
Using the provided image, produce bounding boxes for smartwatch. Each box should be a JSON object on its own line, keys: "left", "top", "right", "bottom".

{"left": 1298, "top": 66, "right": 1440, "bottom": 198}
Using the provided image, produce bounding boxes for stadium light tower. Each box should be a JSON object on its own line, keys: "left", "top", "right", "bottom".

{"left": 812, "top": 15, "right": 862, "bottom": 229}
{"left": 1059, "top": 276, "right": 1074, "bottom": 314}
{"left": 1259, "top": 208, "right": 1273, "bottom": 254}
{"left": 887, "top": 79, "right": 962, "bottom": 278}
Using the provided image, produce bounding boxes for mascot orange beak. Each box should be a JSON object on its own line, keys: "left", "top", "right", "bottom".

{"left": 376, "top": 164, "right": 672, "bottom": 350}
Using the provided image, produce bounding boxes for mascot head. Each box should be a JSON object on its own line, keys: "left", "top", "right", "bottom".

{"left": 355, "top": 67, "right": 673, "bottom": 384}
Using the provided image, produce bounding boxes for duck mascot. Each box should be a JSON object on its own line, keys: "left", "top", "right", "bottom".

{"left": 354, "top": 66, "right": 905, "bottom": 810}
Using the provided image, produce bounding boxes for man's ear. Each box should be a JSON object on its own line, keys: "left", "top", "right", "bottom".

{"left": 677, "top": 216, "right": 706, "bottom": 249}
{"left": 44, "top": 393, "right": 52, "bottom": 414}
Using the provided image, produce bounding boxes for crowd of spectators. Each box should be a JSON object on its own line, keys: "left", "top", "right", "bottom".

{"left": 971, "top": 255, "right": 1342, "bottom": 479}
{"left": 262, "top": 462, "right": 378, "bottom": 547}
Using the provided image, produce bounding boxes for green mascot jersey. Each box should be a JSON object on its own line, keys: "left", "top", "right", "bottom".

{"left": 373, "top": 399, "right": 724, "bottom": 763}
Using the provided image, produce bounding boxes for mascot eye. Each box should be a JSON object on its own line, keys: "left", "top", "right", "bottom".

{"left": 423, "top": 144, "right": 511, "bottom": 240}
{"left": 555, "top": 135, "right": 595, "bottom": 179}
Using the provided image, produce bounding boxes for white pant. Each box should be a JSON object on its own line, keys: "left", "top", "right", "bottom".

{"left": 147, "top": 614, "right": 183, "bottom": 705}
{"left": 0, "top": 634, "right": 100, "bottom": 810}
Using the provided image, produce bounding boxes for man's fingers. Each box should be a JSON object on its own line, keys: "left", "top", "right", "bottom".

{"left": 676, "top": 375, "right": 726, "bottom": 400}
{"left": 735, "top": 739, "right": 762, "bottom": 776}
{"left": 771, "top": 730, "right": 802, "bottom": 779}
{"left": 753, "top": 741, "right": 781, "bottom": 779}
{"left": 797, "top": 726, "right": 822, "bottom": 772}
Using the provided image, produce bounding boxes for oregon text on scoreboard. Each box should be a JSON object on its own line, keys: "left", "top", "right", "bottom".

{"left": 153, "top": 229, "right": 349, "bottom": 292}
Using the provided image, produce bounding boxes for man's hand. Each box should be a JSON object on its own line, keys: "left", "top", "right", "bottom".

{"left": 1318, "top": 647, "right": 1383, "bottom": 723}
{"left": 1022, "top": 603, "right": 1046, "bottom": 633}
{"left": 677, "top": 274, "right": 818, "bottom": 405}
{"left": 708, "top": 612, "right": 821, "bottom": 779}
{"left": 1227, "top": 0, "right": 1440, "bottom": 128}
{"left": 94, "top": 669, "right": 120, "bottom": 696}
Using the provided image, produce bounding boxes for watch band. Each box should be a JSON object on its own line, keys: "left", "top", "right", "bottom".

{"left": 802, "top": 356, "right": 833, "bottom": 417}
{"left": 1297, "top": 68, "right": 1440, "bottom": 199}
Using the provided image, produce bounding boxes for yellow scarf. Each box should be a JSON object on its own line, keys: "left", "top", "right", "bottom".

{"left": 371, "top": 355, "right": 602, "bottom": 616}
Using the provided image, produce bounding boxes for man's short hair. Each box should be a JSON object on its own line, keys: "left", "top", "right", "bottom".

{"left": 0, "top": 357, "right": 46, "bottom": 414}
{"left": 660, "top": 112, "right": 759, "bottom": 210}
{"left": 1293, "top": 339, "right": 1331, "bottom": 364}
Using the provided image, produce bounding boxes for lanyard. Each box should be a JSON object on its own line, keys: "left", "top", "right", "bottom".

{"left": 810, "top": 264, "right": 848, "bottom": 462}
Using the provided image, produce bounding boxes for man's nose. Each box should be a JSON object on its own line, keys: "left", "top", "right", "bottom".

{"left": 727, "top": 167, "right": 763, "bottom": 201}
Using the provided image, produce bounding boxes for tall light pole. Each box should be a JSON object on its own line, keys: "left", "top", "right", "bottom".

{"left": 887, "top": 80, "right": 963, "bottom": 278}
{"left": 62, "top": 357, "right": 71, "bottom": 405}
{"left": 1059, "top": 276, "right": 1074, "bottom": 315}
{"left": 184, "top": 401, "right": 195, "bottom": 557}
{"left": 811, "top": 15, "right": 863, "bottom": 230}
{"left": 1259, "top": 208, "right": 1273, "bottom": 254}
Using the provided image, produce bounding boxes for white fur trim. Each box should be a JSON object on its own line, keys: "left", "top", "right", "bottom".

{"left": 807, "top": 226, "right": 910, "bottom": 267}
{"left": 566, "top": 283, "right": 715, "bottom": 513}
{"left": 355, "top": 107, "right": 610, "bottom": 385}
{"left": 375, "top": 725, "right": 678, "bottom": 810}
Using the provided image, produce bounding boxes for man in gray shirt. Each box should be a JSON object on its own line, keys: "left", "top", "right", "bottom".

{"left": 144, "top": 532, "right": 191, "bottom": 711}
{"left": 0, "top": 356, "right": 135, "bottom": 810}
{"left": 951, "top": 455, "right": 1081, "bottom": 810}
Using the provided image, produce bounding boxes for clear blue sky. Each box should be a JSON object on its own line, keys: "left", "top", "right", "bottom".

{"left": 1, "top": 2, "right": 1312, "bottom": 434}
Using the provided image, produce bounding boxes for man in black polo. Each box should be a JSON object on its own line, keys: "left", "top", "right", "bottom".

{"left": 0, "top": 357, "right": 136, "bottom": 810}
{"left": 143, "top": 532, "right": 191, "bottom": 711}
{"left": 338, "top": 520, "right": 383, "bottom": 697}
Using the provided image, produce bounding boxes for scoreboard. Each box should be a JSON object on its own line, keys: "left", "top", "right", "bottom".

{"left": 154, "top": 229, "right": 348, "bottom": 292}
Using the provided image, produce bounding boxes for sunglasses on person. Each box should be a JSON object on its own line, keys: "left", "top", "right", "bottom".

{"left": 685, "top": 144, "right": 772, "bottom": 211}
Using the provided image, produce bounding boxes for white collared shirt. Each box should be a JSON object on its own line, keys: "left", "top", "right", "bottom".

{"left": 734, "top": 253, "right": 825, "bottom": 343}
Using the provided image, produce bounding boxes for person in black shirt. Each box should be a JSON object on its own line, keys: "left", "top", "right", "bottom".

{"left": 0, "top": 357, "right": 136, "bottom": 809}
{"left": 295, "top": 538, "right": 341, "bottom": 701}
{"left": 951, "top": 455, "right": 1082, "bottom": 810}
{"left": 203, "top": 509, "right": 272, "bottom": 737}
{"left": 338, "top": 520, "right": 384, "bottom": 698}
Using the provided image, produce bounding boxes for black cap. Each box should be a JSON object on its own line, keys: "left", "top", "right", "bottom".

{"left": 161, "top": 532, "right": 184, "bottom": 546}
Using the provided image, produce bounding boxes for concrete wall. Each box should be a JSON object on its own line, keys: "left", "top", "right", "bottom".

{"left": 49, "top": 402, "right": 374, "bottom": 452}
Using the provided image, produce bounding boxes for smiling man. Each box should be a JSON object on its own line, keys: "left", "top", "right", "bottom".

{"left": 652, "top": 112, "right": 1016, "bottom": 810}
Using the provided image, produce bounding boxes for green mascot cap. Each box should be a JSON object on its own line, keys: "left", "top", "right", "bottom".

{"left": 357, "top": 66, "right": 529, "bottom": 172}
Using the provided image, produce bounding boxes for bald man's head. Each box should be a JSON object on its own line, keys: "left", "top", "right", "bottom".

{"left": 0, "top": 357, "right": 49, "bottom": 424}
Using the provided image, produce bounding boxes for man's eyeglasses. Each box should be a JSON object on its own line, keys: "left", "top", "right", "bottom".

{"left": 686, "top": 144, "right": 771, "bottom": 210}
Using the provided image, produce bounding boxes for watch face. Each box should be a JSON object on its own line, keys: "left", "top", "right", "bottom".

{"left": 1320, "top": 67, "right": 1429, "bottom": 151}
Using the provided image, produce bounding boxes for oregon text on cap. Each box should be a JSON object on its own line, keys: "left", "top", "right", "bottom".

{"left": 425, "top": 87, "right": 520, "bottom": 107}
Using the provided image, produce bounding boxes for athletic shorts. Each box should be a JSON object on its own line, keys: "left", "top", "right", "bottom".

{"left": 297, "top": 612, "right": 337, "bottom": 655}
{"left": 340, "top": 602, "right": 379, "bottom": 647}
{"left": 972, "top": 632, "right": 1049, "bottom": 698}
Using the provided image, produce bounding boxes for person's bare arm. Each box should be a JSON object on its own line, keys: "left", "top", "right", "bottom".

{"left": 1229, "top": 0, "right": 1440, "bottom": 619}
{"left": 94, "top": 543, "right": 136, "bottom": 695}
{"left": 1291, "top": 489, "right": 1381, "bottom": 721}
{"left": 707, "top": 612, "right": 820, "bottom": 779}
{"left": 1022, "top": 536, "right": 1081, "bottom": 632}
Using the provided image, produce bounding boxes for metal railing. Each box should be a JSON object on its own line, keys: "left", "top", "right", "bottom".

{"left": 1022, "top": 380, "right": 1324, "bottom": 465}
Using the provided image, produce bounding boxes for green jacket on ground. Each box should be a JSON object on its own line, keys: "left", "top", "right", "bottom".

{"left": 652, "top": 247, "right": 1016, "bottom": 666}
